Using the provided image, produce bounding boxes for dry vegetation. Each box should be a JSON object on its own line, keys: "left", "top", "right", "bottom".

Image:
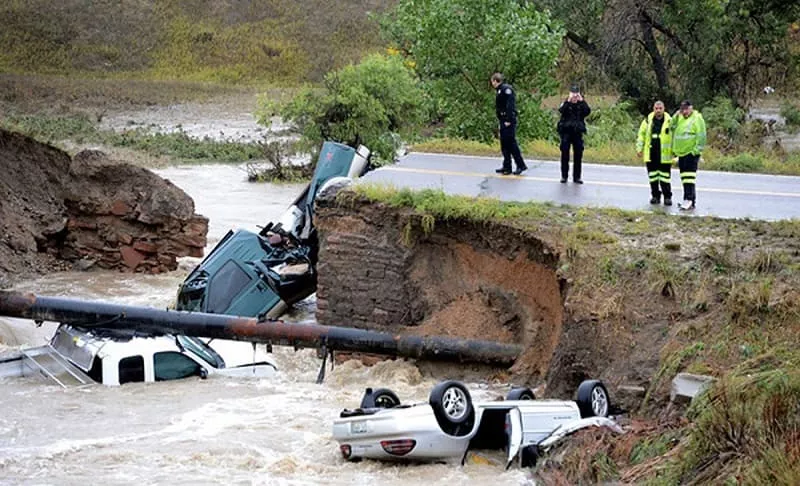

{"left": 0, "top": 0, "right": 393, "bottom": 83}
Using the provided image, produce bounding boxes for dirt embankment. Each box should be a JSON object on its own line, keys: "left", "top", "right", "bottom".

{"left": 315, "top": 192, "right": 580, "bottom": 388}
{"left": 0, "top": 128, "right": 208, "bottom": 286}
{"left": 315, "top": 189, "right": 800, "bottom": 413}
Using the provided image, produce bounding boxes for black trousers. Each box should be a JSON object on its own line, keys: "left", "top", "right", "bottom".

{"left": 678, "top": 154, "right": 700, "bottom": 202}
{"left": 559, "top": 132, "right": 584, "bottom": 180}
{"left": 646, "top": 161, "right": 672, "bottom": 199}
{"left": 500, "top": 123, "right": 526, "bottom": 171}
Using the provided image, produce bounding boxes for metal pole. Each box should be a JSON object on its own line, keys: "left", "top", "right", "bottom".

{"left": 0, "top": 291, "right": 522, "bottom": 366}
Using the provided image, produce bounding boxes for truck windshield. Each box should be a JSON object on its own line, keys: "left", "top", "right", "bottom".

{"left": 177, "top": 335, "right": 225, "bottom": 368}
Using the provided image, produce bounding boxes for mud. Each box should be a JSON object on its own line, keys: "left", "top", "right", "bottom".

{"left": 315, "top": 194, "right": 565, "bottom": 387}
{"left": 0, "top": 128, "right": 208, "bottom": 286}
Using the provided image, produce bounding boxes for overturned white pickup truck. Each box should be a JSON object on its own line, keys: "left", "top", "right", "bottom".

{"left": 0, "top": 324, "right": 277, "bottom": 387}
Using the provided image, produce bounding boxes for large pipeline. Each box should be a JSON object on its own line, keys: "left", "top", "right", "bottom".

{"left": 0, "top": 291, "right": 522, "bottom": 367}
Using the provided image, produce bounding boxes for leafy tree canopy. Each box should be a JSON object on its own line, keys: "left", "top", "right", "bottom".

{"left": 381, "top": 0, "right": 564, "bottom": 142}
{"left": 540, "top": 0, "right": 800, "bottom": 111}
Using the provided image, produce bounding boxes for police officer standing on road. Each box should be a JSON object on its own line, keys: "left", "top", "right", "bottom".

{"left": 671, "top": 100, "right": 707, "bottom": 211}
{"left": 637, "top": 101, "right": 673, "bottom": 206}
{"left": 491, "top": 73, "right": 527, "bottom": 176}
{"left": 557, "top": 85, "right": 591, "bottom": 184}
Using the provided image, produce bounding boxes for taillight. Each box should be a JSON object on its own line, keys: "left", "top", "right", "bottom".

{"left": 340, "top": 444, "right": 352, "bottom": 459}
{"left": 380, "top": 439, "right": 416, "bottom": 456}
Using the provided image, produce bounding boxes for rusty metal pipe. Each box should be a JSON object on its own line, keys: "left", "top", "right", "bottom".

{"left": 0, "top": 291, "right": 522, "bottom": 366}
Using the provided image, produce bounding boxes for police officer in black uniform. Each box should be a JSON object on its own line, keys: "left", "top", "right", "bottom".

{"left": 557, "top": 85, "right": 591, "bottom": 183}
{"left": 491, "top": 73, "right": 527, "bottom": 175}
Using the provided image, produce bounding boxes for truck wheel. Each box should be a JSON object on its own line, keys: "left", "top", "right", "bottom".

{"left": 576, "top": 380, "right": 610, "bottom": 418}
{"left": 359, "top": 387, "right": 401, "bottom": 409}
{"left": 372, "top": 388, "right": 401, "bottom": 408}
{"left": 429, "top": 380, "right": 474, "bottom": 436}
{"left": 506, "top": 387, "right": 535, "bottom": 400}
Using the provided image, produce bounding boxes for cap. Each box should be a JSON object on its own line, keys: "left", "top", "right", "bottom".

{"left": 569, "top": 84, "right": 581, "bottom": 93}
{"left": 680, "top": 99, "right": 692, "bottom": 108}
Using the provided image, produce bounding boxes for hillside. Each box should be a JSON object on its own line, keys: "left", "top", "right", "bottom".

{"left": 0, "top": 0, "right": 395, "bottom": 83}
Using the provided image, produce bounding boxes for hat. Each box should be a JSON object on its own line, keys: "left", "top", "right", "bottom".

{"left": 569, "top": 84, "right": 581, "bottom": 93}
{"left": 680, "top": 99, "right": 692, "bottom": 108}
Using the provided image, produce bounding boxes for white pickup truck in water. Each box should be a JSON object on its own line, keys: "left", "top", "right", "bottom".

{"left": 0, "top": 324, "right": 277, "bottom": 387}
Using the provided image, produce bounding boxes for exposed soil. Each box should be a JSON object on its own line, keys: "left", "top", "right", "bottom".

{"left": 315, "top": 194, "right": 566, "bottom": 385}
{"left": 0, "top": 128, "right": 208, "bottom": 286}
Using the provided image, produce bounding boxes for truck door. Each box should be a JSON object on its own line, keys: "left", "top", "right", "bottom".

{"left": 505, "top": 407, "right": 522, "bottom": 469}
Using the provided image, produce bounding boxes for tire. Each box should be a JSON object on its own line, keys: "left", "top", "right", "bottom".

{"left": 576, "top": 380, "right": 610, "bottom": 418}
{"left": 429, "top": 380, "right": 474, "bottom": 436}
{"left": 359, "top": 387, "right": 401, "bottom": 409}
{"left": 372, "top": 388, "right": 401, "bottom": 408}
{"left": 506, "top": 387, "right": 535, "bottom": 401}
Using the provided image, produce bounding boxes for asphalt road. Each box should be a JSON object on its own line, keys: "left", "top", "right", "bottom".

{"left": 360, "top": 152, "right": 800, "bottom": 221}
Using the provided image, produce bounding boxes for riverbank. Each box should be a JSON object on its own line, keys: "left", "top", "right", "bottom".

{"left": 317, "top": 185, "right": 800, "bottom": 484}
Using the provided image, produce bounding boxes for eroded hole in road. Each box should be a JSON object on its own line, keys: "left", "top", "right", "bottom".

{"left": 405, "top": 231, "right": 564, "bottom": 381}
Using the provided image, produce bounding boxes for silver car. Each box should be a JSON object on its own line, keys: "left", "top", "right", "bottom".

{"left": 333, "top": 379, "right": 622, "bottom": 468}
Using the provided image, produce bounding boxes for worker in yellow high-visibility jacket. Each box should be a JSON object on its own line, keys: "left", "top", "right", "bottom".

{"left": 636, "top": 101, "right": 673, "bottom": 206}
{"left": 671, "top": 100, "right": 707, "bottom": 211}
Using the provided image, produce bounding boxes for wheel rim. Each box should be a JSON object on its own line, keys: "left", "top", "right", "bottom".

{"left": 442, "top": 387, "right": 468, "bottom": 421}
{"left": 521, "top": 393, "right": 533, "bottom": 400}
{"left": 591, "top": 387, "right": 608, "bottom": 416}
{"left": 375, "top": 395, "right": 397, "bottom": 408}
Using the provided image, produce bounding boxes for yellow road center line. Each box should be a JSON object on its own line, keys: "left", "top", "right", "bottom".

{"left": 379, "top": 166, "right": 800, "bottom": 199}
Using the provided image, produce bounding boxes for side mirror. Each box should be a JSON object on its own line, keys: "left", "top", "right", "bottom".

{"left": 198, "top": 367, "right": 208, "bottom": 379}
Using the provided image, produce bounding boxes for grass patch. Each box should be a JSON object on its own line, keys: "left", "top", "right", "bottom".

{"left": 411, "top": 137, "right": 638, "bottom": 165}
{"left": 349, "top": 185, "right": 553, "bottom": 224}
{"left": 0, "top": 113, "right": 267, "bottom": 163}
{"left": 664, "top": 367, "right": 800, "bottom": 484}
{"left": 411, "top": 137, "right": 800, "bottom": 176}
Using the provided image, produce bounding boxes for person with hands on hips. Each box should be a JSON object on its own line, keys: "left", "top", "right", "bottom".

{"left": 490, "top": 72, "right": 527, "bottom": 176}
{"left": 557, "top": 85, "right": 591, "bottom": 184}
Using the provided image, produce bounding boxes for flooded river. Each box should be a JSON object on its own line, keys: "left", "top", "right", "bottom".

{"left": 0, "top": 165, "right": 530, "bottom": 485}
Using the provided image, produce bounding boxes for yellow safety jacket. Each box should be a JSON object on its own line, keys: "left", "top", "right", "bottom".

{"left": 671, "top": 111, "right": 707, "bottom": 157}
{"left": 636, "top": 112, "right": 672, "bottom": 163}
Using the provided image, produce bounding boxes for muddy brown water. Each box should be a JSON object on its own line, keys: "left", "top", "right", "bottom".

{"left": 0, "top": 164, "right": 530, "bottom": 485}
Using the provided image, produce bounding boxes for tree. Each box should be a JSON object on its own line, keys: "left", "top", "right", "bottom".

{"left": 381, "top": 0, "right": 564, "bottom": 142}
{"left": 540, "top": 0, "right": 800, "bottom": 111}
{"left": 262, "top": 53, "right": 425, "bottom": 165}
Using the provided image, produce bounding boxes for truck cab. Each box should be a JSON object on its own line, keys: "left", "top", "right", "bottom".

{"left": 0, "top": 324, "right": 278, "bottom": 387}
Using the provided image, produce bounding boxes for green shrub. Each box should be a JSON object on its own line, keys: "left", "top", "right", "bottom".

{"left": 780, "top": 102, "right": 800, "bottom": 127}
{"left": 702, "top": 96, "right": 746, "bottom": 149}
{"left": 584, "top": 100, "right": 637, "bottom": 146}
{"left": 262, "top": 53, "right": 425, "bottom": 165}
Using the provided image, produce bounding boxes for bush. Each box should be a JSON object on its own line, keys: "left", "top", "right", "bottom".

{"left": 780, "top": 102, "right": 800, "bottom": 128}
{"left": 701, "top": 96, "right": 746, "bottom": 150}
{"left": 261, "top": 54, "right": 424, "bottom": 165}
{"left": 584, "top": 100, "right": 637, "bottom": 147}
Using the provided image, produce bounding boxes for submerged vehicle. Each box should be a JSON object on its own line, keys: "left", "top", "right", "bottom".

{"left": 0, "top": 324, "right": 277, "bottom": 387}
{"left": 175, "top": 141, "right": 370, "bottom": 319}
{"left": 333, "top": 380, "right": 622, "bottom": 468}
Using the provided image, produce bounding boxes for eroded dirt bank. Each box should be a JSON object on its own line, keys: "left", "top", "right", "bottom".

{"left": 316, "top": 189, "right": 800, "bottom": 484}
{"left": 0, "top": 128, "right": 208, "bottom": 286}
{"left": 314, "top": 191, "right": 593, "bottom": 391}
